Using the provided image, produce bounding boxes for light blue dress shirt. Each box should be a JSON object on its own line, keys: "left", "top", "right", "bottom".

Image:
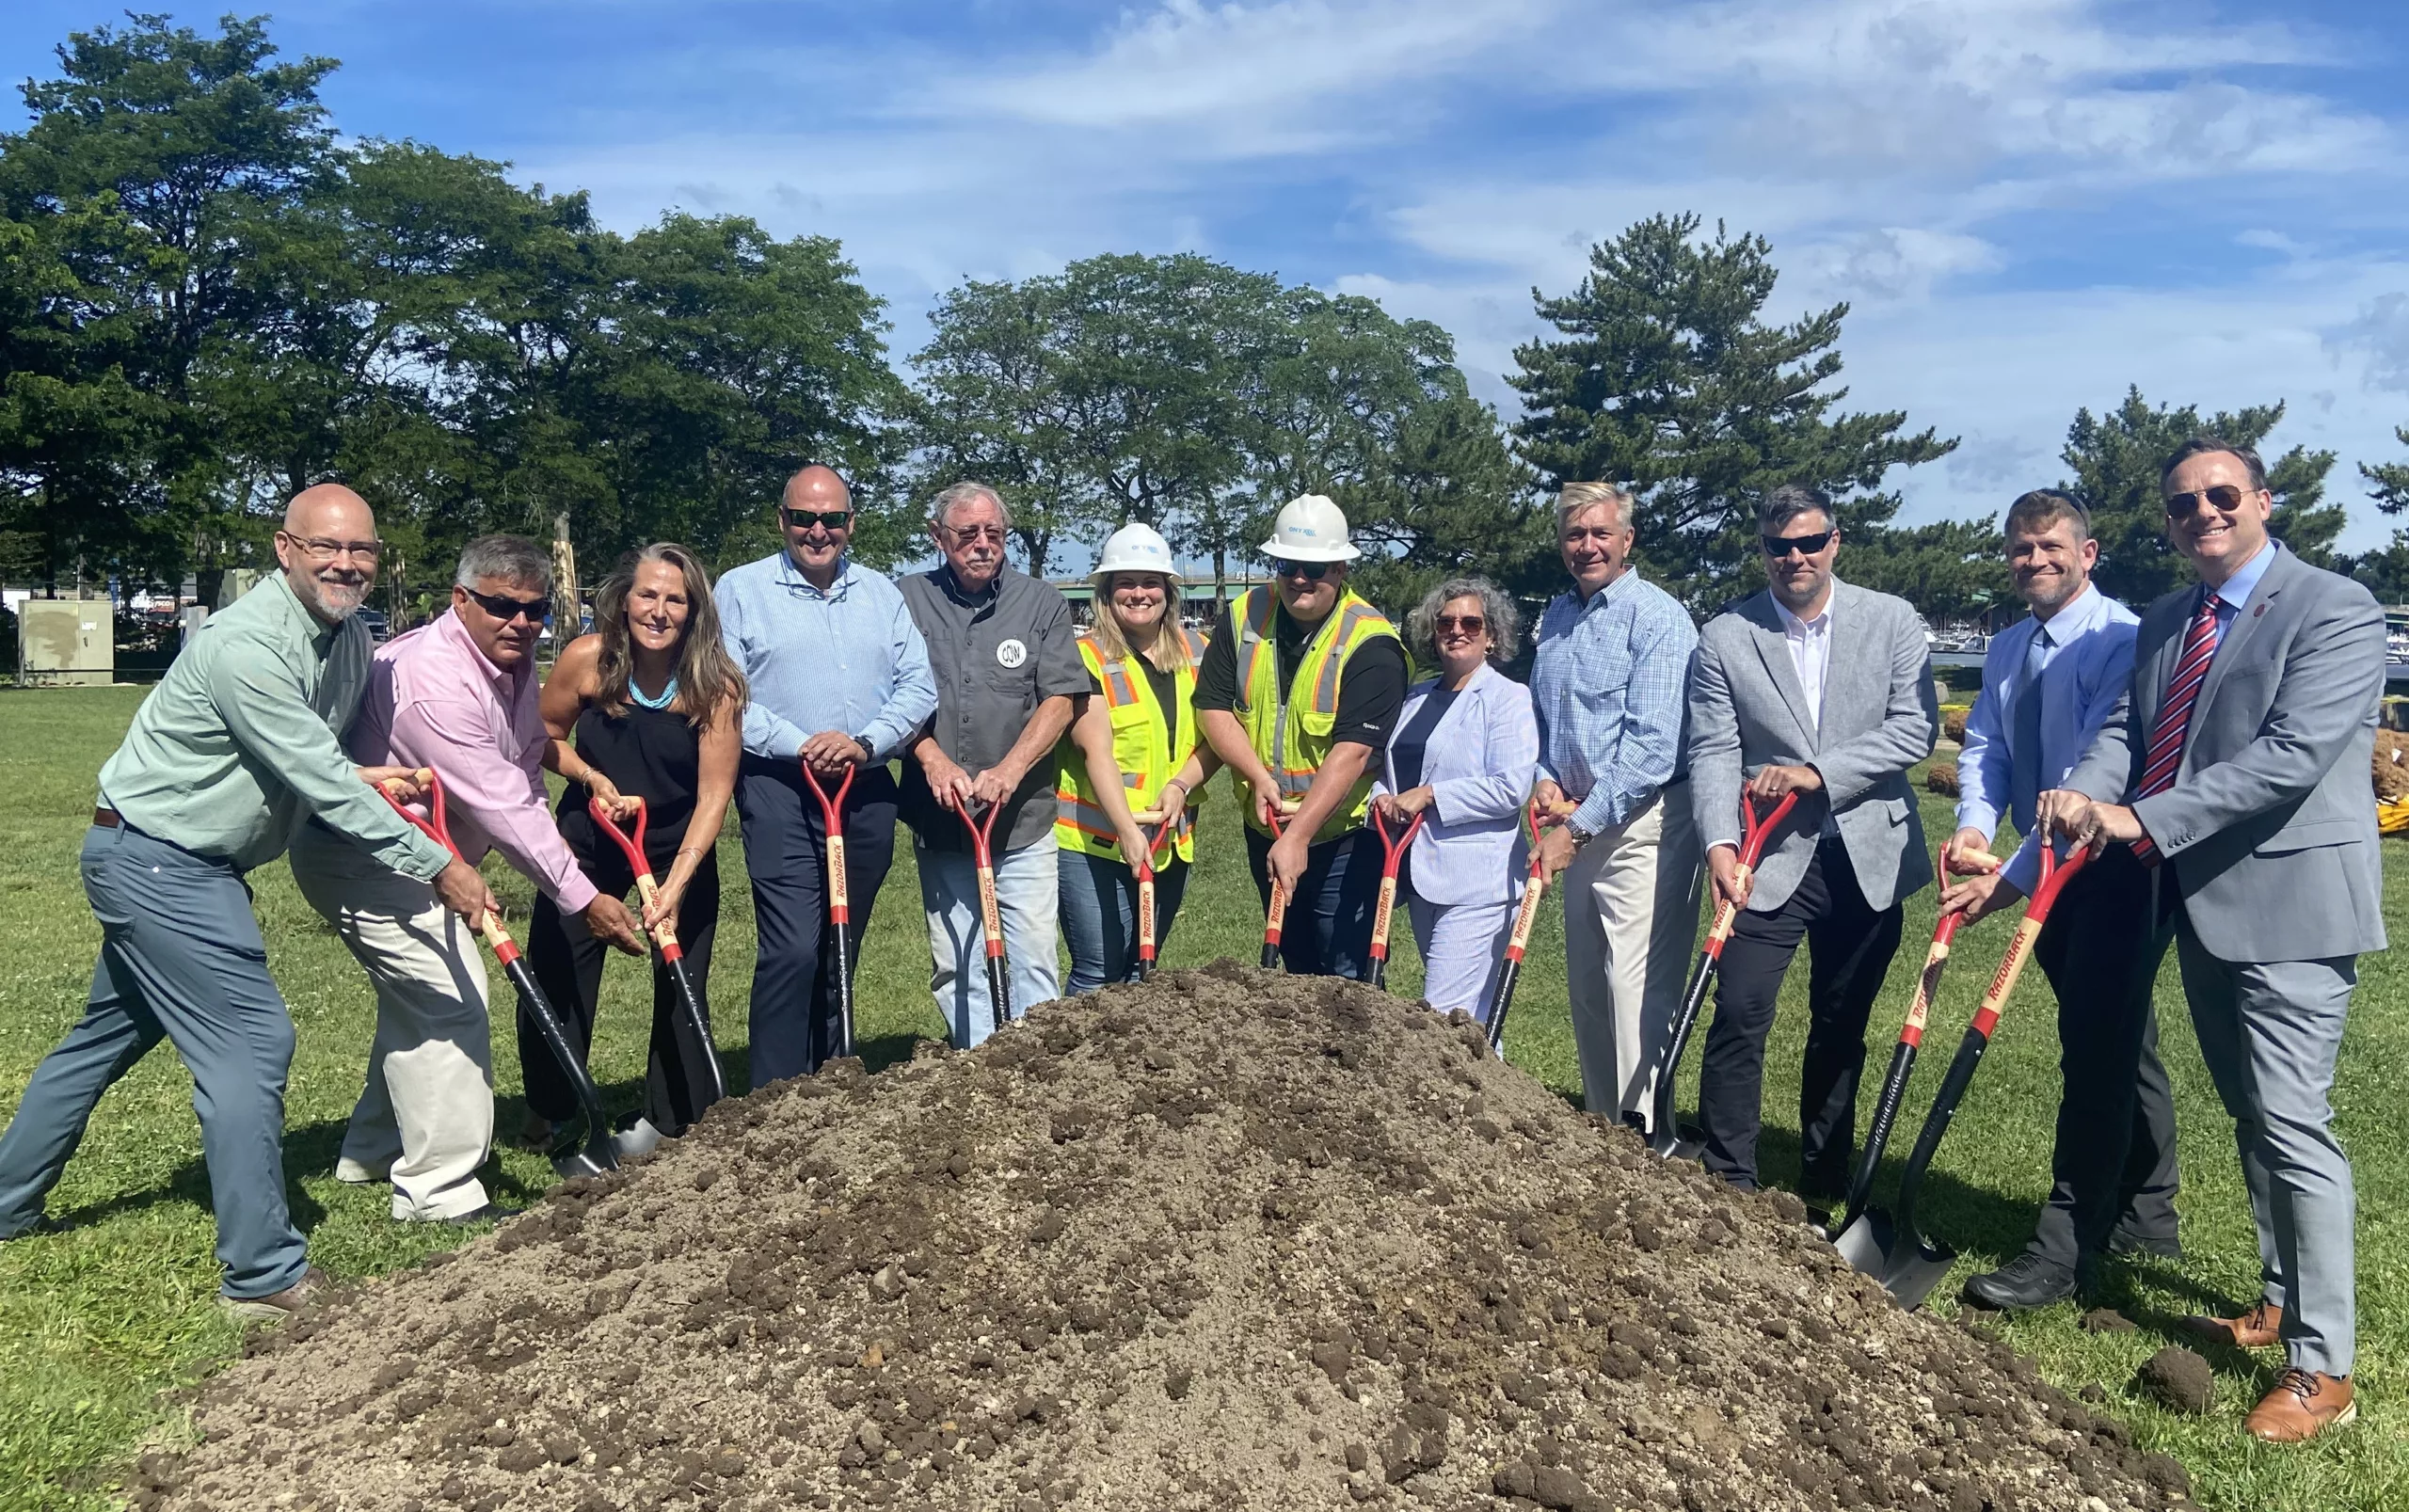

{"left": 1955, "top": 581, "right": 2139, "bottom": 892}
{"left": 2203, "top": 538, "right": 2279, "bottom": 652}
{"left": 1529, "top": 569, "right": 1699, "bottom": 835}
{"left": 714, "top": 551, "right": 939, "bottom": 762}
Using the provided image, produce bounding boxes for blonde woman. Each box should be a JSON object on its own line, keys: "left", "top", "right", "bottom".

{"left": 526, "top": 544, "right": 745, "bottom": 1147}
{"left": 1054, "top": 523, "right": 1222, "bottom": 991}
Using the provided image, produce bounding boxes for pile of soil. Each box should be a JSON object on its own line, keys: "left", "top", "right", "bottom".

{"left": 141, "top": 963, "right": 2192, "bottom": 1512}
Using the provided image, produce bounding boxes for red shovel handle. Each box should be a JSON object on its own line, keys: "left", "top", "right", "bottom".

{"left": 1967, "top": 843, "right": 2090, "bottom": 1038}
{"left": 961, "top": 794, "right": 1001, "bottom": 867}
{"left": 587, "top": 795, "right": 685, "bottom": 959}
{"left": 378, "top": 768, "right": 516, "bottom": 961}
{"left": 1699, "top": 788, "right": 1802, "bottom": 957}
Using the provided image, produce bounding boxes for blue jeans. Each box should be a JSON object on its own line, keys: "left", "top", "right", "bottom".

{"left": 917, "top": 832, "right": 1061, "bottom": 1047}
{"left": 1244, "top": 825, "right": 1381, "bottom": 979}
{"left": 1060, "top": 850, "right": 1191, "bottom": 995}
{"left": 0, "top": 825, "right": 310, "bottom": 1298}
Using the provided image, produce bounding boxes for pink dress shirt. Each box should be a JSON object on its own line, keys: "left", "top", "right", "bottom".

{"left": 348, "top": 610, "right": 598, "bottom": 914}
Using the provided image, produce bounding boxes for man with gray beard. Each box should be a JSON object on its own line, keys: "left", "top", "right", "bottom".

{"left": 0, "top": 485, "right": 497, "bottom": 1320}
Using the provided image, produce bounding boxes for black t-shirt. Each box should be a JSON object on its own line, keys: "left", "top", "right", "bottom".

{"left": 1191, "top": 598, "right": 1407, "bottom": 749}
{"left": 1389, "top": 686, "right": 1458, "bottom": 792}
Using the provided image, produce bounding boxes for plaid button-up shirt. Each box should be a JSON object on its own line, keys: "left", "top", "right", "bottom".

{"left": 1529, "top": 569, "right": 1699, "bottom": 836}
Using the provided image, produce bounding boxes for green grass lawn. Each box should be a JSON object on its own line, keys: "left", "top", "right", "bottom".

{"left": 1, "top": 685, "right": 2403, "bottom": 1510}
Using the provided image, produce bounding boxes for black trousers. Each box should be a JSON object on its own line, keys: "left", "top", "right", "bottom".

{"left": 523, "top": 854, "right": 722, "bottom": 1138}
{"left": 1244, "top": 826, "right": 1383, "bottom": 979}
{"left": 1698, "top": 837, "right": 1905, "bottom": 1195}
{"left": 737, "top": 758, "right": 897, "bottom": 1086}
{"left": 2027, "top": 846, "right": 2181, "bottom": 1265}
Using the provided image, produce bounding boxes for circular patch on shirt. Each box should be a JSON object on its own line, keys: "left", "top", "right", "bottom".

{"left": 997, "top": 638, "right": 1029, "bottom": 669}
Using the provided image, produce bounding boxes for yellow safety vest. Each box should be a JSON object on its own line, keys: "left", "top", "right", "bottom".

{"left": 1054, "top": 627, "right": 1207, "bottom": 864}
{"left": 1230, "top": 586, "right": 1400, "bottom": 842}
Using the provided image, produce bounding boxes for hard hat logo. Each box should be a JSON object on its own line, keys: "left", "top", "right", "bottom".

{"left": 1093, "top": 522, "right": 1181, "bottom": 582}
{"left": 1261, "top": 493, "right": 1361, "bottom": 565}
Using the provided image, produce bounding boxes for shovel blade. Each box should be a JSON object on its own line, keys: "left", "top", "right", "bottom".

{"left": 1834, "top": 1207, "right": 1954, "bottom": 1311}
{"left": 1649, "top": 1121, "right": 1707, "bottom": 1162}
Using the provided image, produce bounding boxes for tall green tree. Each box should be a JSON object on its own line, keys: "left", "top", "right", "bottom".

{"left": 1508, "top": 212, "right": 1954, "bottom": 608}
{"left": 2056, "top": 387, "right": 2342, "bottom": 606}
{"left": 2347, "top": 422, "right": 2409, "bottom": 603}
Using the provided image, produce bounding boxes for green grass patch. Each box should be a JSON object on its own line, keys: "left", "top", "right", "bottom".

{"left": 0, "top": 685, "right": 2402, "bottom": 1509}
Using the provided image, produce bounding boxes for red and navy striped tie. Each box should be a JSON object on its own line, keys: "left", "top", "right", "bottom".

{"left": 2127, "top": 594, "right": 2222, "bottom": 863}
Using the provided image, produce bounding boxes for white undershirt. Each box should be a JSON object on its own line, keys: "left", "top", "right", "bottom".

{"left": 1776, "top": 597, "right": 1832, "bottom": 735}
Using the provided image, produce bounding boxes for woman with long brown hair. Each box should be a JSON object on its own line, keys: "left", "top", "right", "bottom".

{"left": 523, "top": 543, "right": 746, "bottom": 1153}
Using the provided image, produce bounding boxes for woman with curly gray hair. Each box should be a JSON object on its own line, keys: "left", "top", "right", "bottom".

{"left": 1369, "top": 577, "right": 1538, "bottom": 1021}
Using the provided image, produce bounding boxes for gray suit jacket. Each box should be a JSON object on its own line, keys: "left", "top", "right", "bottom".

{"left": 1687, "top": 579, "right": 1938, "bottom": 914}
{"left": 2064, "top": 544, "right": 2386, "bottom": 963}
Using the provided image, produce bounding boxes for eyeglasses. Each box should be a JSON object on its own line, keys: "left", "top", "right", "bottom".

{"left": 782, "top": 507, "right": 852, "bottom": 533}
{"left": 940, "top": 523, "right": 1007, "bottom": 545}
{"left": 462, "top": 586, "right": 551, "bottom": 624}
{"left": 2165, "top": 484, "right": 2252, "bottom": 520}
{"left": 1271, "top": 560, "right": 1331, "bottom": 582}
{"left": 1762, "top": 530, "right": 1834, "bottom": 559}
{"left": 280, "top": 533, "right": 382, "bottom": 563}
{"left": 1434, "top": 614, "right": 1486, "bottom": 636}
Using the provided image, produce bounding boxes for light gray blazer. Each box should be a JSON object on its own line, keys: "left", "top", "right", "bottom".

{"left": 1373, "top": 663, "right": 1539, "bottom": 906}
{"left": 1686, "top": 579, "right": 1938, "bottom": 914}
{"left": 2064, "top": 544, "right": 2387, "bottom": 963}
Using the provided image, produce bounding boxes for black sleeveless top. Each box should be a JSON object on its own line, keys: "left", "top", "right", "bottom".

{"left": 555, "top": 702, "right": 701, "bottom": 871}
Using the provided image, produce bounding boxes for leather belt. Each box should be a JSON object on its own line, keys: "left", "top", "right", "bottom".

{"left": 92, "top": 807, "right": 122, "bottom": 829}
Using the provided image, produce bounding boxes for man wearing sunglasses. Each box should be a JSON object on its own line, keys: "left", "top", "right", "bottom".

{"left": 0, "top": 485, "right": 498, "bottom": 1320}
{"left": 2041, "top": 438, "right": 2386, "bottom": 1444}
{"left": 1685, "top": 484, "right": 1938, "bottom": 1202}
{"left": 292, "top": 534, "right": 646, "bottom": 1226}
{"left": 1195, "top": 493, "right": 1407, "bottom": 978}
{"left": 716, "top": 465, "right": 935, "bottom": 1080}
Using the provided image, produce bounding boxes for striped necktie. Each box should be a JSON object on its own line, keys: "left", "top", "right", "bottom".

{"left": 2127, "top": 594, "right": 2221, "bottom": 864}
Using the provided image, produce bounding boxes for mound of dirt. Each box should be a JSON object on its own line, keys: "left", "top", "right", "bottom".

{"left": 140, "top": 964, "right": 2191, "bottom": 1512}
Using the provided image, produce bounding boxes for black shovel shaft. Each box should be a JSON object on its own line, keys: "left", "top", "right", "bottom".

{"left": 662, "top": 954, "right": 726, "bottom": 1103}
{"left": 1832, "top": 1038, "right": 1917, "bottom": 1236}
{"left": 1888, "top": 1023, "right": 1992, "bottom": 1245}
{"left": 1486, "top": 958, "right": 1522, "bottom": 1050}
{"left": 503, "top": 953, "right": 616, "bottom": 1173}
{"left": 984, "top": 951, "right": 1010, "bottom": 1032}
{"left": 1651, "top": 944, "right": 1719, "bottom": 1138}
{"left": 829, "top": 907, "right": 855, "bottom": 1058}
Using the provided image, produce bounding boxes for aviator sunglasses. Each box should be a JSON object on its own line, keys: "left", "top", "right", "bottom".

{"left": 2164, "top": 484, "right": 2254, "bottom": 520}
{"left": 1434, "top": 613, "right": 1486, "bottom": 636}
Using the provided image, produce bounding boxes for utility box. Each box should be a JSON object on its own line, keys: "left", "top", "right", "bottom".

{"left": 17, "top": 598, "right": 114, "bottom": 687}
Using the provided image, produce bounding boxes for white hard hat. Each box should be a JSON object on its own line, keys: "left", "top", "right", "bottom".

{"left": 1092, "top": 521, "right": 1179, "bottom": 581}
{"left": 1260, "top": 493, "right": 1360, "bottom": 563}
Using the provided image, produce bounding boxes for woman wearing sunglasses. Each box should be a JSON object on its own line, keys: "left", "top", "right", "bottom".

{"left": 1369, "top": 577, "right": 1538, "bottom": 1018}
{"left": 523, "top": 543, "right": 746, "bottom": 1154}
{"left": 1052, "top": 523, "right": 1223, "bottom": 992}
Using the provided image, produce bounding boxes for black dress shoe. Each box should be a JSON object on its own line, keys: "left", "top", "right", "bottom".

{"left": 1962, "top": 1252, "right": 2078, "bottom": 1312}
{"left": 2106, "top": 1227, "right": 2182, "bottom": 1261}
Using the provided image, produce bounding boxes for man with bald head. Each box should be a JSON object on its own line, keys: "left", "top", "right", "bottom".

{"left": 716, "top": 465, "right": 935, "bottom": 1080}
{"left": 0, "top": 485, "right": 498, "bottom": 1320}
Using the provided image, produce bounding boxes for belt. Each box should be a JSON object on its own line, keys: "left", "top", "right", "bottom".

{"left": 92, "top": 807, "right": 121, "bottom": 829}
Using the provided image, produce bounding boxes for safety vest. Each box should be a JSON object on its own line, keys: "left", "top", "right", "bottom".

{"left": 1231, "top": 586, "right": 1400, "bottom": 842}
{"left": 1054, "top": 627, "right": 1207, "bottom": 864}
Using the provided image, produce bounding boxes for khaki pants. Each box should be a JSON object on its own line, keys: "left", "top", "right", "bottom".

{"left": 1562, "top": 781, "right": 1703, "bottom": 1127}
{"left": 289, "top": 825, "right": 496, "bottom": 1220}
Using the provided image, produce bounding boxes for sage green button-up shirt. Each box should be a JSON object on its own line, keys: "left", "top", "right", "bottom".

{"left": 94, "top": 572, "right": 452, "bottom": 880}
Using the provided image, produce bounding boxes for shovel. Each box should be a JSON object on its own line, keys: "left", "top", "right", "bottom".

{"left": 960, "top": 795, "right": 1012, "bottom": 1032}
{"left": 1823, "top": 844, "right": 1988, "bottom": 1242}
{"left": 1835, "top": 842, "right": 2092, "bottom": 1308}
{"left": 1366, "top": 803, "right": 1428, "bottom": 991}
{"left": 801, "top": 760, "right": 858, "bottom": 1059}
{"left": 1649, "top": 789, "right": 1800, "bottom": 1160}
{"left": 586, "top": 795, "right": 727, "bottom": 1105}
{"left": 380, "top": 769, "right": 618, "bottom": 1179}
{"left": 1133, "top": 812, "right": 1175, "bottom": 982}
{"left": 1257, "top": 800, "right": 1301, "bottom": 970}
{"left": 1483, "top": 800, "right": 1550, "bottom": 1054}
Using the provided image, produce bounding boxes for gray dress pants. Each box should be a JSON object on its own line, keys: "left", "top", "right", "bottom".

{"left": 0, "top": 824, "right": 310, "bottom": 1299}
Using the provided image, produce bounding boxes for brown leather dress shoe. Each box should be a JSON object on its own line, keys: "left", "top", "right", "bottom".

{"left": 2244, "top": 1368, "right": 2354, "bottom": 1443}
{"left": 2184, "top": 1298, "right": 2282, "bottom": 1349}
{"left": 217, "top": 1265, "right": 330, "bottom": 1326}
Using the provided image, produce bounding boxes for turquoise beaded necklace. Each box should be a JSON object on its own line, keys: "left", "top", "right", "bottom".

{"left": 630, "top": 672, "right": 679, "bottom": 710}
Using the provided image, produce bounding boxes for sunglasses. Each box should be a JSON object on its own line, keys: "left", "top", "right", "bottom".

{"left": 1272, "top": 560, "right": 1331, "bottom": 582}
{"left": 463, "top": 586, "right": 551, "bottom": 624}
{"left": 783, "top": 507, "right": 853, "bottom": 533}
{"left": 2164, "top": 484, "right": 2252, "bottom": 520}
{"left": 1434, "top": 614, "right": 1486, "bottom": 636}
{"left": 1762, "top": 530, "right": 1834, "bottom": 559}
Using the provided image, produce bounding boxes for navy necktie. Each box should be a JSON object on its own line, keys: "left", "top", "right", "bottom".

{"left": 2009, "top": 624, "right": 2050, "bottom": 833}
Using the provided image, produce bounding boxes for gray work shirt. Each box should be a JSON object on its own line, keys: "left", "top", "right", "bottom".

{"left": 899, "top": 563, "right": 1086, "bottom": 853}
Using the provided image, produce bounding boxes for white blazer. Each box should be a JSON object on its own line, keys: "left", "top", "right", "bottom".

{"left": 1372, "top": 663, "right": 1540, "bottom": 906}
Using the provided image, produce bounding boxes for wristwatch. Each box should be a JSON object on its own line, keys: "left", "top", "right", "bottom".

{"left": 853, "top": 734, "right": 877, "bottom": 763}
{"left": 1565, "top": 817, "right": 1598, "bottom": 845}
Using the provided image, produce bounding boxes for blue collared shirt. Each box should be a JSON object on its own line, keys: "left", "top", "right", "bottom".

{"left": 714, "top": 550, "right": 938, "bottom": 762}
{"left": 2204, "top": 538, "right": 2278, "bottom": 651}
{"left": 1529, "top": 569, "right": 1699, "bottom": 834}
{"left": 1956, "top": 581, "right": 2138, "bottom": 892}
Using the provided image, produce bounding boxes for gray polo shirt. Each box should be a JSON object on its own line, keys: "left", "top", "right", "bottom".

{"left": 899, "top": 563, "right": 1086, "bottom": 853}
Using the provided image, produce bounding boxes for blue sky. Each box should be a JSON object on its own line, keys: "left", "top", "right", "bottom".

{"left": 9, "top": 1, "right": 2409, "bottom": 560}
